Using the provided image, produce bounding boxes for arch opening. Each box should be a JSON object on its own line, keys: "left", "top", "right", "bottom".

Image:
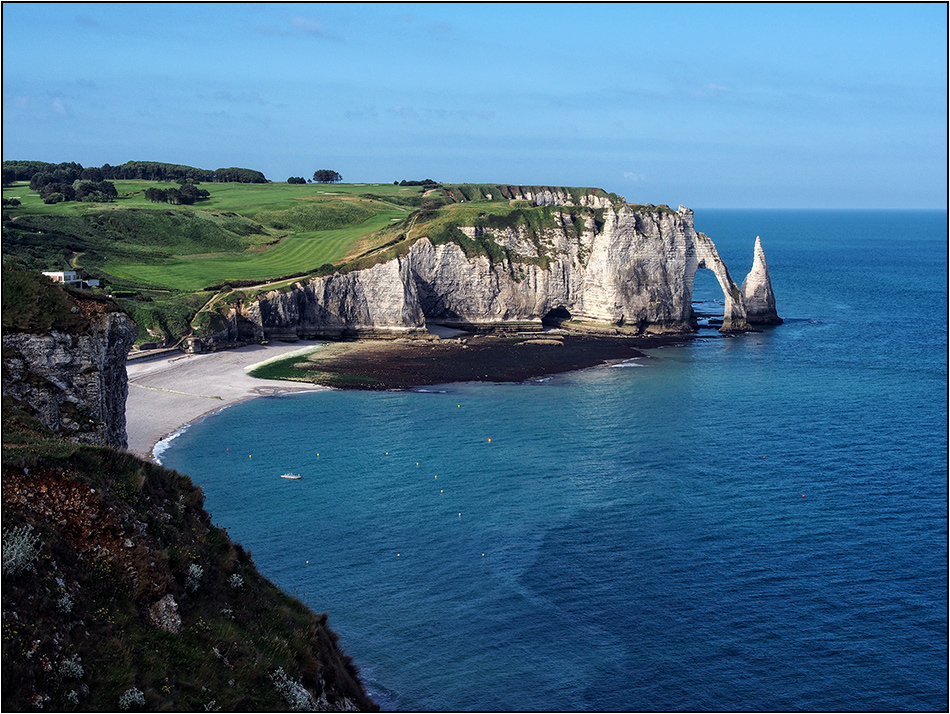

{"left": 541, "top": 306, "right": 572, "bottom": 328}
{"left": 690, "top": 268, "right": 725, "bottom": 328}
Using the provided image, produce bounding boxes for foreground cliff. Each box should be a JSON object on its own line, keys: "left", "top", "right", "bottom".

{"left": 1, "top": 272, "right": 376, "bottom": 711}
{"left": 197, "top": 191, "right": 780, "bottom": 347}
{"left": 1, "top": 270, "right": 137, "bottom": 449}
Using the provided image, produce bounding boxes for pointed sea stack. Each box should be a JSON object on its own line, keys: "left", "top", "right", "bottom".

{"left": 740, "top": 236, "right": 783, "bottom": 325}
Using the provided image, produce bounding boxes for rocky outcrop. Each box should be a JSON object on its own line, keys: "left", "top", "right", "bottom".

{"left": 2, "top": 429, "right": 377, "bottom": 711}
{"left": 2, "top": 286, "right": 138, "bottom": 449}
{"left": 204, "top": 196, "right": 779, "bottom": 344}
{"left": 741, "top": 236, "right": 782, "bottom": 324}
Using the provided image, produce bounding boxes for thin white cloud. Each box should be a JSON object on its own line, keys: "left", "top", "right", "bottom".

{"left": 695, "top": 83, "right": 731, "bottom": 99}
{"left": 255, "top": 17, "right": 342, "bottom": 40}
{"left": 290, "top": 16, "right": 342, "bottom": 41}
{"left": 51, "top": 98, "right": 68, "bottom": 116}
{"left": 427, "top": 21, "right": 454, "bottom": 35}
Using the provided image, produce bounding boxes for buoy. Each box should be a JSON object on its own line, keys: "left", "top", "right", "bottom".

{"left": 482, "top": 553, "right": 485, "bottom": 557}
{"left": 434, "top": 475, "right": 437, "bottom": 479}
{"left": 306, "top": 560, "right": 309, "bottom": 564}
{"left": 440, "top": 489, "right": 443, "bottom": 493}
{"left": 458, "top": 405, "right": 461, "bottom": 408}
{"left": 458, "top": 513, "right": 461, "bottom": 517}
{"left": 487, "top": 438, "right": 491, "bottom": 443}
{"left": 249, "top": 455, "right": 252, "bottom": 459}
{"left": 397, "top": 553, "right": 400, "bottom": 557}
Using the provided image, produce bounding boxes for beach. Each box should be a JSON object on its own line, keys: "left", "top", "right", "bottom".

{"left": 125, "top": 332, "right": 687, "bottom": 460}
{"left": 125, "top": 342, "right": 328, "bottom": 460}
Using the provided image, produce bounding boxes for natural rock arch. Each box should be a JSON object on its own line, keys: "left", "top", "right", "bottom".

{"left": 689, "top": 233, "right": 748, "bottom": 332}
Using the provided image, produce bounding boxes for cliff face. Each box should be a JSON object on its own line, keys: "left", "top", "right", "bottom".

{"left": 1, "top": 272, "right": 377, "bottom": 711}
{"left": 2, "top": 281, "right": 138, "bottom": 449}
{"left": 204, "top": 197, "right": 779, "bottom": 345}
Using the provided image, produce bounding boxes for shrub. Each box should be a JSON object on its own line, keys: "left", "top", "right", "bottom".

{"left": 2, "top": 524, "right": 42, "bottom": 576}
{"left": 118, "top": 687, "right": 145, "bottom": 710}
{"left": 58, "top": 655, "right": 84, "bottom": 679}
{"left": 57, "top": 593, "right": 74, "bottom": 613}
{"left": 271, "top": 667, "right": 315, "bottom": 711}
{"left": 185, "top": 562, "right": 204, "bottom": 592}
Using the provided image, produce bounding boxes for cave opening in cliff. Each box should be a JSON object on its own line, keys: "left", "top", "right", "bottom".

{"left": 542, "top": 307, "right": 572, "bottom": 328}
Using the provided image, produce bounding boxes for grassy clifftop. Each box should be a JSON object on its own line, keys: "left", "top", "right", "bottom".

{"left": 1, "top": 404, "right": 376, "bottom": 711}
{"left": 2, "top": 177, "right": 641, "bottom": 344}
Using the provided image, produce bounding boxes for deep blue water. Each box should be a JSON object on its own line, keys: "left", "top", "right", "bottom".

{"left": 159, "top": 210, "right": 948, "bottom": 711}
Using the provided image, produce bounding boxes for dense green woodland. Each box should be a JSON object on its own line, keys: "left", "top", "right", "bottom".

{"left": 3, "top": 160, "right": 267, "bottom": 186}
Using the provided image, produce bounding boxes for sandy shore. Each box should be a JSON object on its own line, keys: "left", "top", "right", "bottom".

{"left": 126, "top": 332, "right": 686, "bottom": 460}
{"left": 125, "top": 342, "right": 327, "bottom": 460}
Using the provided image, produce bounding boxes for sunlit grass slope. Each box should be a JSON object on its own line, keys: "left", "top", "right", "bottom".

{"left": 106, "top": 208, "right": 406, "bottom": 291}
{"left": 2, "top": 181, "right": 419, "bottom": 290}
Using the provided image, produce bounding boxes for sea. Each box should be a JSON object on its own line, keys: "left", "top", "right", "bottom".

{"left": 157, "top": 209, "right": 948, "bottom": 711}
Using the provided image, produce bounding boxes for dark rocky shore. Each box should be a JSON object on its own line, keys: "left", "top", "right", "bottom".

{"left": 290, "top": 332, "right": 691, "bottom": 390}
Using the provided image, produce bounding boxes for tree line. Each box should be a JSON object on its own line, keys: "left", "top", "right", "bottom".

{"left": 395, "top": 179, "right": 441, "bottom": 188}
{"left": 143, "top": 184, "right": 211, "bottom": 205}
{"left": 2, "top": 160, "right": 268, "bottom": 188}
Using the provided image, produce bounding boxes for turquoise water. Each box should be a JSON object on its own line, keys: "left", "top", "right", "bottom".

{"left": 159, "top": 210, "right": 948, "bottom": 711}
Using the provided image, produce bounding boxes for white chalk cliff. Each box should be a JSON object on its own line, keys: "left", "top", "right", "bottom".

{"left": 206, "top": 195, "right": 780, "bottom": 344}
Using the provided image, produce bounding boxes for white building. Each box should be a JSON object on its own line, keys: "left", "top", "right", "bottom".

{"left": 42, "top": 270, "right": 80, "bottom": 284}
{"left": 41, "top": 271, "right": 100, "bottom": 289}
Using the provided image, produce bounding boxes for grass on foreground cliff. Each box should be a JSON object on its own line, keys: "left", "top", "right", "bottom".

{"left": 0, "top": 268, "right": 124, "bottom": 335}
{"left": 1, "top": 402, "right": 375, "bottom": 712}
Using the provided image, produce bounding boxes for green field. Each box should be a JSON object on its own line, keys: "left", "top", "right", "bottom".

{"left": 2, "top": 180, "right": 421, "bottom": 290}
{"left": 104, "top": 207, "right": 406, "bottom": 291}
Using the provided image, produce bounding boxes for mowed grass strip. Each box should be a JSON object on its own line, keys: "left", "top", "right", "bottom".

{"left": 104, "top": 208, "right": 405, "bottom": 290}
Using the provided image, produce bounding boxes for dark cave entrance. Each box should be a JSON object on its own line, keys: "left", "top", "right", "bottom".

{"left": 541, "top": 306, "right": 572, "bottom": 328}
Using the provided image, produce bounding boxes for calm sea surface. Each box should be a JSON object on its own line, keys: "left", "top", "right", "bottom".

{"left": 159, "top": 210, "right": 948, "bottom": 711}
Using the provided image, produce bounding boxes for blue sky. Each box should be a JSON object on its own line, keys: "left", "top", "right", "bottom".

{"left": 2, "top": 2, "right": 946, "bottom": 208}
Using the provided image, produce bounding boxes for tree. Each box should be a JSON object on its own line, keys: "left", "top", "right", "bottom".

{"left": 287, "top": 176, "right": 307, "bottom": 184}
{"left": 144, "top": 187, "right": 168, "bottom": 203}
{"left": 312, "top": 169, "right": 342, "bottom": 184}
{"left": 80, "top": 167, "right": 104, "bottom": 182}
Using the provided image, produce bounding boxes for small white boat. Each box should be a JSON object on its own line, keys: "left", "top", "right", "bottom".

{"left": 280, "top": 473, "right": 302, "bottom": 480}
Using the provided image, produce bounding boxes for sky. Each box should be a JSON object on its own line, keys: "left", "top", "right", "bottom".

{"left": 2, "top": 2, "right": 947, "bottom": 208}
